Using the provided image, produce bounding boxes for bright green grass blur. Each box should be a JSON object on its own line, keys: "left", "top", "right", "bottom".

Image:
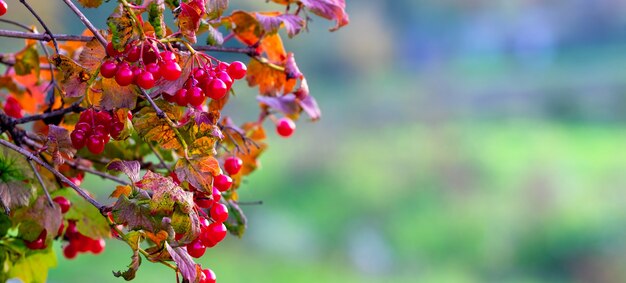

{"left": 44, "top": 121, "right": 626, "bottom": 283}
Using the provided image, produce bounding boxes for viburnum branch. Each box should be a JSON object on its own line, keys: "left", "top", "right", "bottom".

{"left": 0, "top": 29, "right": 92, "bottom": 42}
{"left": 73, "top": 163, "right": 131, "bottom": 186}
{"left": 27, "top": 159, "right": 54, "bottom": 206}
{"left": 0, "top": 139, "right": 107, "bottom": 213}
{"left": 61, "top": 0, "right": 107, "bottom": 47}
{"left": 18, "top": 0, "right": 59, "bottom": 53}
{"left": 15, "top": 98, "right": 85, "bottom": 124}
{"left": 192, "top": 45, "right": 257, "bottom": 56}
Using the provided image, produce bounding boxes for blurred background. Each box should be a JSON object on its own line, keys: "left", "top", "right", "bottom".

{"left": 4, "top": 0, "right": 626, "bottom": 282}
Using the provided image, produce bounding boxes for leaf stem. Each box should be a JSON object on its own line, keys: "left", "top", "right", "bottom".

{"left": 61, "top": 0, "right": 107, "bottom": 47}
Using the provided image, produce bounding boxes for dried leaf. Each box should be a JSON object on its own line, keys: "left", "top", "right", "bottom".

{"left": 0, "top": 181, "right": 33, "bottom": 213}
{"left": 300, "top": 0, "right": 349, "bottom": 31}
{"left": 13, "top": 196, "right": 62, "bottom": 242}
{"left": 165, "top": 242, "right": 198, "bottom": 283}
{"left": 177, "top": 0, "right": 205, "bottom": 44}
{"left": 45, "top": 125, "right": 76, "bottom": 165}
{"left": 255, "top": 12, "right": 305, "bottom": 37}
{"left": 113, "top": 231, "right": 143, "bottom": 280}
{"left": 257, "top": 94, "right": 299, "bottom": 116}
{"left": 174, "top": 156, "right": 220, "bottom": 193}
{"left": 51, "top": 55, "right": 92, "bottom": 98}
{"left": 77, "top": 37, "right": 106, "bottom": 73}
{"left": 228, "top": 10, "right": 263, "bottom": 45}
{"left": 110, "top": 185, "right": 132, "bottom": 198}
{"left": 98, "top": 78, "right": 139, "bottom": 110}
{"left": 133, "top": 101, "right": 184, "bottom": 150}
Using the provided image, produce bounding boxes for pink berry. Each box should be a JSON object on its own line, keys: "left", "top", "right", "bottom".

{"left": 276, "top": 117, "right": 296, "bottom": 137}
{"left": 227, "top": 61, "right": 247, "bottom": 80}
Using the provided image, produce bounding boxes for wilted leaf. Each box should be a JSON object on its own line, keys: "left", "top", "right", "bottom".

{"left": 51, "top": 55, "right": 92, "bottom": 98}
{"left": 45, "top": 125, "right": 76, "bottom": 165}
{"left": 177, "top": 0, "right": 205, "bottom": 43}
{"left": 53, "top": 189, "right": 111, "bottom": 239}
{"left": 78, "top": 0, "right": 103, "bottom": 8}
{"left": 112, "top": 195, "right": 159, "bottom": 231}
{"left": 139, "top": 171, "right": 194, "bottom": 214}
{"left": 133, "top": 101, "right": 184, "bottom": 150}
{"left": 174, "top": 156, "right": 220, "bottom": 193}
{"left": 206, "top": 25, "right": 224, "bottom": 46}
{"left": 301, "top": 0, "right": 349, "bottom": 31}
{"left": 13, "top": 196, "right": 62, "bottom": 242}
{"left": 113, "top": 231, "right": 143, "bottom": 281}
{"left": 148, "top": 0, "right": 166, "bottom": 38}
{"left": 107, "top": 159, "right": 141, "bottom": 183}
{"left": 224, "top": 200, "right": 247, "bottom": 237}
{"left": 255, "top": 12, "right": 305, "bottom": 37}
{"left": 165, "top": 242, "right": 198, "bottom": 283}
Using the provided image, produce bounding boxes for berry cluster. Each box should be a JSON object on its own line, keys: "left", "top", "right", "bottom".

{"left": 100, "top": 42, "right": 181, "bottom": 89}
{"left": 61, "top": 220, "right": 106, "bottom": 259}
{"left": 3, "top": 96, "right": 23, "bottom": 119}
{"left": 162, "top": 61, "right": 247, "bottom": 107}
{"left": 70, "top": 109, "right": 127, "bottom": 154}
{"left": 0, "top": 1, "right": 6, "bottom": 17}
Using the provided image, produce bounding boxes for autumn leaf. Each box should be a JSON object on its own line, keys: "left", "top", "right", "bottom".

{"left": 255, "top": 12, "right": 305, "bottom": 38}
{"left": 113, "top": 230, "right": 143, "bottom": 281}
{"left": 77, "top": 37, "right": 106, "bottom": 73}
{"left": 177, "top": 0, "right": 206, "bottom": 43}
{"left": 139, "top": 171, "right": 194, "bottom": 215}
{"left": 246, "top": 58, "right": 296, "bottom": 95}
{"left": 107, "top": 6, "right": 135, "bottom": 51}
{"left": 171, "top": 208, "right": 201, "bottom": 242}
{"left": 174, "top": 156, "right": 220, "bottom": 192}
{"left": 224, "top": 200, "right": 247, "bottom": 237}
{"left": 14, "top": 43, "right": 40, "bottom": 79}
{"left": 165, "top": 242, "right": 199, "bottom": 283}
{"left": 148, "top": 0, "right": 166, "bottom": 38}
{"left": 0, "top": 181, "right": 33, "bottom": 213}
{"left": 206, "top": 25, "right": 224, "bottom": 46}
{"left": 51, "top": 55, "right": 92, "bottom": 98}
{"left": 227, "top": 10, "right": 263, "bottom": 46}
{"left": 206, "top": 0, "right": 228, "bottom": 19}
{"left": 298, "top": 91, "right": 321, "bottom": 120}
{"left": 110, "top": 185, "right": 132, "bottom": 198}
{"left": 301, "top": 0, "right": 349, "bottom": 31}
{"left": 112, "top": 195, "right": 160, "bottom": 231}
{"left": 133, "top": 100, "right": 184, "bottom": 150}
{"left": 45, "top": 125, "right": 76, "bottom": 165}
{"left": 153, "top": 55, "right": 192, "bottom": 97}
{"left": 5, "top": 244, "right": 57, "bottom": 283}
{"left": 78, "top": 0, "right": 103, "bottom": 8}
{"left": 13, "top": 196, "right": 63, "bottom": 242}
{"left": 107, "top": 159, "right": 141, "bottom": 183}
{"left": 97, "top": 79, "right": 139, "bottom": 110}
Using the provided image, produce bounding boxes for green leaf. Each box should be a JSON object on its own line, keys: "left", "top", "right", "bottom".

{"left": 139, "top": 171, "right": 194, "bottom": 215}
{"left": 53, "top": 189, "right": 110, "bottom": 239}
{"left": 112, "top": 195, "right": 159, "bottom": 232}
{"left": 0, "top": 146, "right": 34, "bottom": 212}
{"left": 51, "top": 55, "right": 92, "bottom": 98}
{"left": 133, "top": 101, "right": 184, "bottom": 150}
{"left": 107, "top": 159, "right": 141, "bottom": 183}
{"left": 107, "top": 6, "right": 135, "bottom": 51}
{"left": 171, "top": 208, "right": 201, "bottom": 243}
{"left": 14, "top": 44, "right": 40, "bottom": 79}
{"left": 165, "top": 242, "right": 198, "bottom": 283}
{"left": 113, "top": 231, "right": 143, "bottom": 280}
{"left": 6, "top": 245, "right": 57, "bottom": 283}
{"left": 148, "top": 1, "right": 166, "bottom": 38}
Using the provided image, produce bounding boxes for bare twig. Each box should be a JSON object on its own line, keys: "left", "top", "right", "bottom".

{"left": 74, "top": 163, "right": 130, "bottom": 186}
{"left": 15, "top": 98, "right": 84, "bottom": 124}
{"left": 27, "top": 159, "right": 54, "bottom": 206}
{"left": 147, "top": 142, "right": 171, "bottom": 172}
{"left": 18, "top": 0, "right": 59, "bottom": 52}
{"left": 0, "top": 29, "right": 92, "bottom": 42}
{"left": 0, "top": 139, "right": 106, "bottom": 213}
{"left": 192, "top": 45, "right": 257, "bottom": 56}
{"left": 61, "top": 0, "right": 107, "bottom": 47}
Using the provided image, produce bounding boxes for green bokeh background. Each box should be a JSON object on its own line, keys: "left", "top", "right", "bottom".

{"left": 4, "top": 0, "right": 626, "bottom": 282}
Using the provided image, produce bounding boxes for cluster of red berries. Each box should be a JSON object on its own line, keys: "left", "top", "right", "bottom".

{"left": 70, "top": 109, "right": 127, "bottom": 154}
{"left": 0, "top": 1, "right": 7, "bottom": 17}
{"left": 61, "top": 219, "right": 106, "bottom": 259}
{"left": 100, "top": 42, "right": 181, "bottom": 89}
{"left": 162, "top": 61, "right": 247, "bottom": 107}
{"left": 3, "top": 96, "right": 23, "bottom": 119}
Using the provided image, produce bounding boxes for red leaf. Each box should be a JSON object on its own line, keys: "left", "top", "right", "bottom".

{"left": 177, "top": 0, "right": 206, "bottom": 43}
{"left": 107, "top": 159, "right": 141, "bottom": 183}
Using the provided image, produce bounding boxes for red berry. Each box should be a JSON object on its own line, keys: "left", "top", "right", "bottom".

{"left": 193, "top": 68, "right": 207, "bottom": 80}
{"left": 276, "top": 117, "right": 296, "bottom": 137}
{"left": 163, "top": 92, "right": 177, "bottom": 103}
{"left": 63, "top": 244, "right": 78, "bottom": 259}
{"left": 73, "top": 234, "right": 91, "bottom": 253}
{"left": 106, "top": 42, "right": 122, "bottom": 57}
{"left": 57, "top": 222, "right": 65, "bottom": 237}
{"left": 187, "top": 87, "right": 205, "bottom": 107}
{"left": 89, "top": 238, "right": 105, "bottom": 254}
{"left": 146, "top": 63, "right": 162, "bottom": 80}
{"left": 216, "top": 71, "right": 233, "bottom": 88}
{"left": 205, "top": 78, "right": 228, "bottom": 100}
{"left": 195, "top": 193, "right": 213, "bottom": 208}
{"left": 53, "top": 196, "right": 71, "bottom": 213}
{"left": 115, "top": 67, "right": 134, "bottom": 86}
{"left": 160, "top": 51, "right": 177, "bottom": 62}
{"left": 70, "top": 130, "right": 87, "bottom": 149}
{"left": 4, "top": 96, "right": 23, "bottom": 118}
{"left": 126, "top": 46, "right": 140, "bottom": 62}
{"left": 224, "top": 156, "right": 243, "bottom": 175}
{"left": 86, "top": 135, "right": 106, "bottom": 154}
{"left": 206, "top": 222, "right": 227, "bottom": 243}
{"left": 94, "top": 124, "right": 109, "bottom": 136}
{"left": 131, "top": 66, "right": 142, "bottom": 83}
{"left": 75, "top": 122, "right": 92, "bottom": 135}
{"left": 142, "top": 45, "right": 159, "bottom": 64}
{"left": 175, "top": 88, "right": 188, "bottom": 106}
{"left": 218, "top": 62, "right": 230, "bottom": 71}
{"left": 25, "top": 229, "right": 47, "bottom": 250}
{"left": 136, "top": 71, "right": 156, "bottom": 89}
{"left": 212, "top": 187, "right": 222, "bottom": 203}
{"left": 161, "top": 61, "right": 182, "bottom": 81}
{"left": 100, "top": 61, "right": 118, "bottom": 78}
{"left": 228, "top": 61, "right": 247, "bottom": 80}
{"left": 111, "top": 121, "right": 125, "bottom": 140}
{"left": 65, "top": 220, "right": 79, "bottom": 239}
{"left": 213, "top": 174, "right": 232, "bottom": 192}
{"left": 186, "top": 239, "right": 206, "bottom": 258}
{"left": 200, "top": 268, "right": 217, "bottom": 283}
{"left": 78, "top": 108, "right": 94, "bottom": 123}
{"left": 210, "top": 203, "right": 229, "bottom": 223}
{"left": 0, "top": 1, "right": 7, "bottom": 17}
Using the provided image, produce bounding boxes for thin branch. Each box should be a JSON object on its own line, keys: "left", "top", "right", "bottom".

{"left": 74, "top": 163, "right": 130, "bottom": 186}
{"left": 236, "top": 200, "right": 264, "bottom": 206}
{"left": 192, "top": 45, "right": 257, "bottom": 56}
{"left": 27, "top": 159, "right": 54, "bottom": 206}
{"left": 18, "top": 0, "right": 59, "bottom": 53}
{"left": 0, "top": 139, "right": 106, "bottom": 213}
{"left": 15, "top": 98, "right": 84, "bottom": 124}
{"left": 61, "top": 0, "right": 107, "bottom": 47}
{"left": 147, "top": 142, "right": 171, "bottom": 172}
{"left": 0, "top": 29, "right": 92, "bottom": 42}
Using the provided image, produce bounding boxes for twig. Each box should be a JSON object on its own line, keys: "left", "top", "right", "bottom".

{"left": 27, "top": 159, "right": 54, "bottom": 206}
{"left": 75, "top": 164, "right": 130, "bottom": 186}
{"left": 192, "top": 45, "right": 257, "bottom": 56}
{"left": 61, "top": 0, "right": 107, "bottom": 47}
{"left": 0, "top": 29, "right": 92, "bottom": 42}
{"left": 147, "top": 142, "right": 171, "bottom": 172}
{"left": 236, "top": 200, "right": 264, "bottom": 206}
{"left": 16, "top": 98, "right": 84, "bottom": 124}
{"left": 0, "top": 139, "right": 106, "bottom": 213}
{"left": 18, "top": 0, "right": 59, "bottom": 53}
